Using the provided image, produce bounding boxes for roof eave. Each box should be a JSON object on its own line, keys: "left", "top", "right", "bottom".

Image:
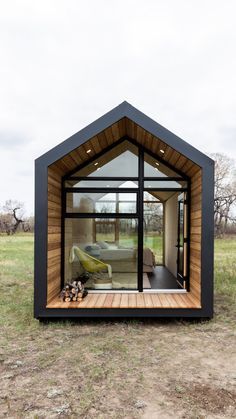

{"left": 36, "top": 101, "right": 214, "bottom": 168}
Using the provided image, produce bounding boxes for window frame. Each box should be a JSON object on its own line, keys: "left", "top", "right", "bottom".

{"left": 61, "top": 139, "right": 190, "bottom": 292}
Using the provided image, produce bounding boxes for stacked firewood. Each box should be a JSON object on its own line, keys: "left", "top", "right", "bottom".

{"left": 60, "top": 280, "right": 88, "bottom": 303}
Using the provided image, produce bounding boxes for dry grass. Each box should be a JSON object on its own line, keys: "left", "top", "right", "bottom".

{"left": 0, "top": 234, "right": 236, "bottom": 418}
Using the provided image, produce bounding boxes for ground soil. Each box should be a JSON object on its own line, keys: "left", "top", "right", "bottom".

{"left": 0, "top": 316, "right": 236, "bottom": 418}
{"left": 0, "top": 235, "right": 236, "bottom": 418}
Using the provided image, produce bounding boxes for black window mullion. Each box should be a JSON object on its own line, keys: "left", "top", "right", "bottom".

{"left": 144, "top": 177, "right": 185, "bottom": 181}
{"left": 138, "top": 147, "right": 144, "bottom": 292}
{"left": 65, "top": 187, "right": 138, "bottom": 193}
{"left": 67, "top": 176, "right": 139, "bottom": 181}
{"left": 144, "top": 188, "right": 188, "bottom": 192}
{"left": 64, "top": 213, "right": 138, "bottom": 219}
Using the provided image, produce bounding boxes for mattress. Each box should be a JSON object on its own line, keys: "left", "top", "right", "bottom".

{"left": 99, "top": 248, "right": 136, "bottom": 260}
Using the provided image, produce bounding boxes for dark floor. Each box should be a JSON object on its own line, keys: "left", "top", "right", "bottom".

{"left": 147, "top": 266, "right": 180, "bottom": 290}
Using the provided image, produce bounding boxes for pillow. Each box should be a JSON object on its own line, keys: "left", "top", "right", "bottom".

{"left": 97, "top": 241, "right": 110, "bottom": 249}
{"left": 84, "top": 244, "right": 100, "bottom": 252}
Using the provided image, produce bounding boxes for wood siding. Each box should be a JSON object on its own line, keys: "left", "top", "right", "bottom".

{"left": 47, "top": 118, "right": 202, "bottom": 307}
{"left": 190, "top": 169, "right": 202, "bottom": 303}
{"left": 47, "top": 167, "right": 62, "bottom": 304}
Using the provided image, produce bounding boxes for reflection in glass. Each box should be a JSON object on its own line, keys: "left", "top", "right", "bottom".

{"left": 72, "top": 141, "right": 139, "bottom": 177}
{"left": 64, "top": 218, "right": 138, "bottom": 290}
{"left": 66, "top": 192, "right": 137, "bottom": 213}
{"left": 144, "top": 153, "right": 179, "bottom": 177}
{"left": 144, "top": 180, "right": 187, "bottom": 189}
{"left": 64, "top": 179, "right": 139, "bottom": 188}
{"left": 143, "top": 192, "right": 163, "bottom": 265}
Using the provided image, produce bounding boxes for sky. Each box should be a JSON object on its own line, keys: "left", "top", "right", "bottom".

{"left": 0, "top": 0, "right": 236, "bottom": 215}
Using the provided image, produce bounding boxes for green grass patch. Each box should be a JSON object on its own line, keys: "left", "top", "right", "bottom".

{"left": 214, "top": 237, "right": 236, "bottom": 320}
{"left": 0, "top": 234, "right": 235, "bottom": 332}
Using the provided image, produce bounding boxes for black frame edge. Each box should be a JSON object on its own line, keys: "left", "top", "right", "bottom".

{"left": 201, "top": 160, "right": 214, "bottom": 318}
{"left": 34, "top": 160, "right": 48, "bottom": 318}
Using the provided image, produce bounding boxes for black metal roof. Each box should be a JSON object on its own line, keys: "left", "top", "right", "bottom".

{"left": 36, "top": 101, "right": 214, "bottom": 168}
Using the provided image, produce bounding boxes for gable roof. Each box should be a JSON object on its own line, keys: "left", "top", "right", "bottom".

{"left": 36, "top": 101, "right": 214, "bottom": 168}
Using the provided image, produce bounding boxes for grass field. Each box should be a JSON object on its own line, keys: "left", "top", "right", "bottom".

{"left": 0, "top": 234, "right": 236, "bottom": 418}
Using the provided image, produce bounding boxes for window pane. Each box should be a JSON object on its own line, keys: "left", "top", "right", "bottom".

{"left": 144, "top": 191, "right": 160, "bottom": 202}
{"left": 119, "top": 202, "right": 136, "bottom": 213}
{"left": 66, "top": 192, "right": 137, "bottom": 213}
{"left": 144, "top": 180, "right": 187, "bottom": 189}
{"left": 144, "top": 152, "right": 180, "bottom": 177}
{"left": 143, "top": 201, "right": 163, "bottom": 267}
{"left": 72, "top": 141, "right": 139, "bottom": 177}
{"left": 118, "top": 192, "right": 136, "bottom": 201}
{"left": 64, "top": 218, "right": 138, "bottom": 290}
{"left": 64, "top": 180, "right": 139, "bottom": 188}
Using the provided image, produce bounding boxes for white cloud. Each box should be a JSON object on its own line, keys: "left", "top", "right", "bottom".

{"left": 0, "top": 0, "right": 236, "bottom": 213}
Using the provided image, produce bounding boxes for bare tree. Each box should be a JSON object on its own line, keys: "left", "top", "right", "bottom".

{"left": 0, "top": 200, "right": 25, "bottom": 234}
{"left": 143, "top": 201, "right": 163, "bottom": 234}
{"left": 211, "top": 153, "right": 236, "bottom": 236}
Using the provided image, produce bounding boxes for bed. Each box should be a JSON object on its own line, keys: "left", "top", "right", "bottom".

{"left": 79, "top": 241, "right": 155, "bottom": 273}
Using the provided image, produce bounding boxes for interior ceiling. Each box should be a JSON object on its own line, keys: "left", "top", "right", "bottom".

{"left": 50, "top": 117, "right": 200, "bottom": 178}
{"left": 150, "top": 191, "right": 178, "bottom": 202}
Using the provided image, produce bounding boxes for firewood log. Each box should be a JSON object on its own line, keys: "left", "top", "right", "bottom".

{"left": 82, "top": 290, "right": 88, "bottom": 298}
{"left": 60, "top": 290, "right": 65, "bottom": 300}
{"left": 72, "top": 287, "right": 79, "bottom": 295}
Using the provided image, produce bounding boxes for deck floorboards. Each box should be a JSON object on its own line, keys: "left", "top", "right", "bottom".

{"left": 47, "top": 292, "right": 201, "bottom": 309}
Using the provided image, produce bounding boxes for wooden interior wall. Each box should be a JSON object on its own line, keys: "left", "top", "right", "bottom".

{"left": 47, "top": 167, "right": 62, "bottom": 304}
{"left": 47, "top": 117, "right": 202, "bottom": 307}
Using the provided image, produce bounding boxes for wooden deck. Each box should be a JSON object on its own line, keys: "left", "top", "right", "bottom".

{"left": 47, "top": 292, "right": 201, "bottom": 309}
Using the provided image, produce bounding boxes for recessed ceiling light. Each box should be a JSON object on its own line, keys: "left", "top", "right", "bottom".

{"left": 106, "top": 184, "right": 110, "bottom": 187}
{"left": 86, "top": 149, "right": 92, "bottom": 154}
{"left": 155, "top": 162, "right": 160, "bottom": 166}
{"left": 97, "top": 167, "right": 101, "bottom": 171}
{"left": 155, "top": 168, "right": 159, "bottom": 171}
{"left": 94, "top": 162, "right": 98, "bottom": 166}
{"left": 160, "top": 149, "right": 165, "bottom": 154}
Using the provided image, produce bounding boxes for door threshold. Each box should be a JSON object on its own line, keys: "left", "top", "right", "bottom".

{"left": 143, "top": 288, "right": 187, "bottom": 293}
{"left": 88, "top": 290, "right": 139, "bottom": 293}
{"left": 87, "top": 289, "right": 187, "bottom": 294}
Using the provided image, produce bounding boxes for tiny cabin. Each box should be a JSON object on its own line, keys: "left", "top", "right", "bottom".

{"left": 34, "top": 102, "right": 214, "bottom": 319}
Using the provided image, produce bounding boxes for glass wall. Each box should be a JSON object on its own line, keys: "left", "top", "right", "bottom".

{"left": 73, "top": 141, "right": 139, "bottom": 177}
{"left": 143, "top": 192, "right": 163, "bottom": 265}
{"left": 144, "top": 153, "right": 179, "bottom": 177}
{"left": 144, "top": 180, "right": 187, "bottom": 189}
{"left": 63, "top": 139, "right": 189, "bottom": 292}
{"left": 66, "top": 192, "right": 137, "bottom": 214}
{"left": 64, "top": 180, "right": 139, "bottom": 188}
{"left": 64, "top": 218, "right": 138, "bottom": 290}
